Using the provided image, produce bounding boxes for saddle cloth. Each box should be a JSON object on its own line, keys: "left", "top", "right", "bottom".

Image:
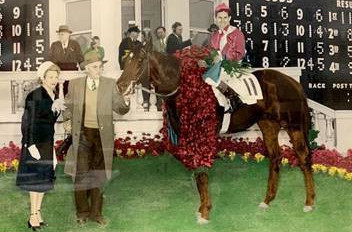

{"left": 212, "top": 68, "right": 263, "bottom": 111}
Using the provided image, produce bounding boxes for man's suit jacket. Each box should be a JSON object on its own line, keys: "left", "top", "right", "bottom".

{"left": 118, "top": 37, "right": 142, "bottom": 70}
{"left": 166, "top": 33, "right": 192, "bottom": 54}
{"left": 153, "top": 39, "right": 167, "bottom": 54}
{"left": 63, "top": 77, "right": 130, "bottom": 180}
{"left": 49, "top": 40, "right": 84, "bottom": 70}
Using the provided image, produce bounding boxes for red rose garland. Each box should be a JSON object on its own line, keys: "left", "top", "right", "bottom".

{"left": 162, "top": 46, "right": 218, "bottom": 170}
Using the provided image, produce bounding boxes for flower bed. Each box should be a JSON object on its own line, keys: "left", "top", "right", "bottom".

{"left": 0, "top": 142, "right": 20, "bottom": 173}
{"left": 2, "top": 137, "right": 352, "bottom": 181}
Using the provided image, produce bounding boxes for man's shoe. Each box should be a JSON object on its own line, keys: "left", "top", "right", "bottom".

{"left": 90, "top": 216, "right": 107, "bottom": 225}
{"left": 76, "top": 217, "right": 87, "bottom": 225}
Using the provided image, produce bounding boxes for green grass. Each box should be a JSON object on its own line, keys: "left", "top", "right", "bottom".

{"left": 1, "top": 154, "right": 352, "bottom": 232}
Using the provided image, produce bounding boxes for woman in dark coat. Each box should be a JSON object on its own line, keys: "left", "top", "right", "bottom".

{"left": 16, "top": 61, "right": 65, "bottom": 230}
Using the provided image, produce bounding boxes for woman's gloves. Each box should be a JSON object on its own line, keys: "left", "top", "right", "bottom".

{"left": 51, "top": 99, "right": 67, "bottom": 114}
{"left": 28, "top": 144, "right": 58, "bottom": 169}
{"left": 28, "top": 145, "right": 41, "bottom": 160}
{"left": 53, "top": 147, "right": 57, "bottom": 170}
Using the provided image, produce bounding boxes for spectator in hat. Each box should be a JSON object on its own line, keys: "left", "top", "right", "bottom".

{"left": 84, "top": 36, "right": 105, "bottom": 60}
{"left": 202, "top": 23, "right": 219, "bottom": 47}
{"left": 118, "top": 26, "right": 142, "bottom": 70}
{"left": 63, "top": 51, "right": 130, "bottom": 225}
{"left": 48, "top": 25, "right": 84, "bottom": 71}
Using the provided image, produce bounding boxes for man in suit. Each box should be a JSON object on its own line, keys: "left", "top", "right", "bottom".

{"left": 153, "top": 26, "right": 167, "bottom": 54}
{"left": 63, "top": 51, "right": 130, "bottom": 225}
{"left": 49, "top": 25, "right": 84, "bottom": 70}
{"left": 118, "top": 26, "right": 142, "bottom": 70}
{"left": 166, "top": 22, "right": 194, "bottom": 54}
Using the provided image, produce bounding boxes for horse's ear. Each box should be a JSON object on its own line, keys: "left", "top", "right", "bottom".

{"left": 145, "top": 37, "right": 153, "bottom": 53}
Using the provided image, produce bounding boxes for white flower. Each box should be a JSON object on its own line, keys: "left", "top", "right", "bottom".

{"left": 51, "top": 99, "right": 67, "bottom": 113}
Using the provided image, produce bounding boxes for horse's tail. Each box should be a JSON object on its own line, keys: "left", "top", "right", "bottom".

{"left": 302, "top": 93, "right": 314, "bottom": 168}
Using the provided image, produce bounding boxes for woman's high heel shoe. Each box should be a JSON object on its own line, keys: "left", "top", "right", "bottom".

{"left": 37, "top": 210, "right": 48, "bottom": 227}
{"left": 27, "top": 220, "right": 40, "bottom": 231}
{"left": 39, "top": 222, "right": 48, "bottom": 227}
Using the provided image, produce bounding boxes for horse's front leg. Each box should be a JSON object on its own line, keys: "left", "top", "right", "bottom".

{"left": 195, "top": 172, "right": 212, "bottom": 224}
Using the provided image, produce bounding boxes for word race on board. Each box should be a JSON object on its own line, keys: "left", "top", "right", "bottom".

{"left": 0, "top": 0, "right": 49, "bottom": 72}
{"left": 230, "top": 0, "right": 352, "bottom": 110}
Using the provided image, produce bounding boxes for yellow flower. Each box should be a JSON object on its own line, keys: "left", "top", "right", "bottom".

{"left": 281, "top": 158, "right": 289, "bottom": 166}
{"left": 126, "top": 148, "right": 134, "bottom": 156}
{"left": 136, "top": 149, "right": 146, "bottom": 157}
{"left": 312, "top": 164, "right": 320, "bottom": 173}
{"left": 217, "top": 150, "right": 226, "bottom": 159}
{"left": 11, "top": 159, "right": 19, "bottom": 171}
{"left": 320, "top": 165, "right": 328, "bottom": 173}
{"left": 328, "top": 166, "right": 337, "bottom": 176}
{"left": 344, "top": 173, "right": 352, "bottom": 181}
{"left": 242, "top": 152, "right": 251, "bottom": 162}
{"left": 254, "top": 153, "right": 265, "bottom": 163}
{"left": 337, "top": 168, "right": 347, "bottom": 178}
{"left": 115, "top": 149, "right": 122, "bottom": 156}
{"left": 0, "top": 163, "right": 7, "bottom": 173}
{"left": 228, "top": 151, "right": 236, "bottom": 161}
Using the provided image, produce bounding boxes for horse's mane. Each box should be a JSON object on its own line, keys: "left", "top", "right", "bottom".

{"left": 149, "top": 51, "right": 180, "bottom": 94}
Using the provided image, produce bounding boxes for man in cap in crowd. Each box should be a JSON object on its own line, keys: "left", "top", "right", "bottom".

{"left": 63, "top": 51, "right": 130, "bottom": 225}
{"left": 118, "top": 26, "right": 142, "bottom": 70}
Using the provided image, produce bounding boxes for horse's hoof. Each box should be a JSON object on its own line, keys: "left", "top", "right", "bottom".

{"left": 197, "top": 216, "right": 209, "bottom": 225}
{"left": 303, "top": 205, "right": 314, "bottom": 212}
{"left": 259, "top": 202, "right": 269, "bottom": 209}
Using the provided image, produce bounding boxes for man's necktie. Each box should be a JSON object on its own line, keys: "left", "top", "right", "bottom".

{"left": 161, "top": 40, "right": 165, "bottom": 50}
{"left": 91, "top": 79, "right": 96, "bottom": 91}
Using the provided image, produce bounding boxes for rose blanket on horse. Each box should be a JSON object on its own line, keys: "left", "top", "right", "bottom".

{"left": 162, "top": 46, "right": 218, "bottom": 170}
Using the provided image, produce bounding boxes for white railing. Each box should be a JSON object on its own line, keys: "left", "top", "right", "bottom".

{"left": 308, "top": 99, "right": 352, "bottom": 154}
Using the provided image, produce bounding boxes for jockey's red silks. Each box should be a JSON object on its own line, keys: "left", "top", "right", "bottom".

{"left": 162, "top": 46, "right": 218, "bottom": 170}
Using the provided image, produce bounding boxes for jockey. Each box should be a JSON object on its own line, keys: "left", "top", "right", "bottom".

{"left": 199, "top": 3, "right": 246, "bottom": 113}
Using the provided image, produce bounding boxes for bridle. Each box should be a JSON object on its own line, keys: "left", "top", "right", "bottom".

{"left": 133, "top": 48, "right": 179, "bottom": 98}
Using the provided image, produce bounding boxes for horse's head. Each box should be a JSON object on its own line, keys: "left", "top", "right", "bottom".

{"left": 116, "top": 39, "right": 153, "bottom": 95}
{"left": 117, "top": 38, "right": 180, "bottom": 97}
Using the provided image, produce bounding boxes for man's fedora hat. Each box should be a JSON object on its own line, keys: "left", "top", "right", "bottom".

{"left": 56, "top": 25, "right": 72, "bottom": 34}
{"left": 83, "top": 51, "right": 107, "bottom": 66}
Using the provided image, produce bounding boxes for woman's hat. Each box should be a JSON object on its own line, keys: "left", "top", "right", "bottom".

{"left": 37, "top": 61, "right": 58, "bottom": 80}
{"left": 56, "top": 25, "right": 72, "bottom": 34}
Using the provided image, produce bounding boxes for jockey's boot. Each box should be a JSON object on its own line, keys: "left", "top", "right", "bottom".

{"left": 217, "top": 81, "right": 246, "bottom": 113}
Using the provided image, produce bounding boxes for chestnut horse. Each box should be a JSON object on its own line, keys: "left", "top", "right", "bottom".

{"left": 117, "top": 42, "right": 315, "bottom": 223}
